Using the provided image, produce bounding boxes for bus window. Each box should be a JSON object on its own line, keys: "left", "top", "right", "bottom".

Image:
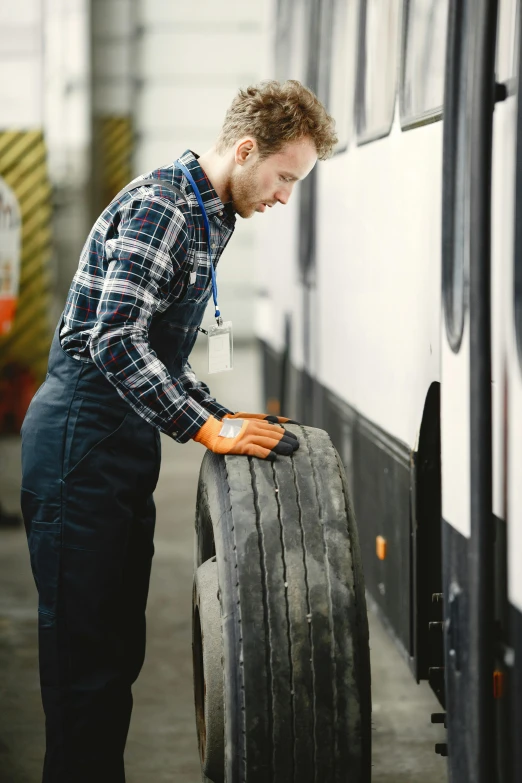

{"left": 276, "top": 0, "right": 312, "bottom": 85}
{"left": 496, "top": 0, "right": 518, "bottom": 85}
{"left": 442, "top": 0, "right": 470, "bottom": 353}
{"left": 289, "top": 1, "right": 309, "bottom": 82}
{"left": 355, "top": 0, "right": 401, "bottom": 144}
{"left": 400, "top": 0, "right": 449, "bottom": 129}
{"left": 275, "top": 0, "right": 293, "bottom": 81}
{"left": 326, "top": 0, "right": 359, "bottom": 153}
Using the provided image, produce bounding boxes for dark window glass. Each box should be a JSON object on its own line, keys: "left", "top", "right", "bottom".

{"left": 275, "top": 0, "right": 312, "bottom": 84}
{"left": 327, "top": 0, "right": 359, "bottom": 152}
{"left": 355, "top": 0, "right": 401, "bottom": 144}
{"left": 400, "top": 0, "right": 449, "bottom": 129}
{"left": 442, "top": 0, "right": 470, "bottom": 352}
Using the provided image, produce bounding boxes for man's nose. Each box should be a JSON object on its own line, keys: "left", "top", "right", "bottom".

{"left": 275, "top": 187, "right": 291, "bottom": 206}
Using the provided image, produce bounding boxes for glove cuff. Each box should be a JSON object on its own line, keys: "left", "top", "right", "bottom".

{"left": 193, "top": 416, "right": 222, "bottom": 449}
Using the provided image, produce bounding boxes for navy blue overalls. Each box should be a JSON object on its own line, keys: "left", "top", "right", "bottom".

{"left": 20, "top": 179, "right": 210, "bottom": 782}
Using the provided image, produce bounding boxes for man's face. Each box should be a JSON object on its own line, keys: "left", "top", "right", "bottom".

{"left": 229, "top": 137, "right": 318, "bottom": 219}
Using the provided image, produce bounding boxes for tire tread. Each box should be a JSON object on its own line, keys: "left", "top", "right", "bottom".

{"left": 196, "top": 425, "right": 371, "bottom": 783}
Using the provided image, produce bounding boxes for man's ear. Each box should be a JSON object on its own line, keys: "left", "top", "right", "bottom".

{"left": 235, "top": 138, "right": 256, "bottom": 166}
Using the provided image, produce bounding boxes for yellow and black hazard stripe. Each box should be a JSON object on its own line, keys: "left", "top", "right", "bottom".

{"left": 0, "top": 120, "right": 133, "bottom": 384}
{"left": 94, "top": 116, "right": 133, "bottom": 212}
{"left": 0, "top": 130, "right": 52, "bottom": 383}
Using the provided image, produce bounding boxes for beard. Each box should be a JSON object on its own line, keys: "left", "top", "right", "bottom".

{"left": 229, "top": 162, "right": 262, "bottom": 219}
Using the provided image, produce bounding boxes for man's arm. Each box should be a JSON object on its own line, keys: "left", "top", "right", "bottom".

{"left": 89, "top": 193, "right": 216, "bottom": 443}
{"left": 179, "top": 359, "right": 233, "bottom": 419}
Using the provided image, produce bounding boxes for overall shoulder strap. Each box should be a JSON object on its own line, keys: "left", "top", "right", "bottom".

{"left": 112, "top": 178, "right": 198, "bottom": 285}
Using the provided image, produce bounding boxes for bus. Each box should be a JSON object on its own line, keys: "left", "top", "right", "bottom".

{"left": 256, "top": 0, "right": 522, "bottom": 780}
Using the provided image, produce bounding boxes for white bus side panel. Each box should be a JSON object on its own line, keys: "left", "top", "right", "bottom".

{"left": 501, "top": 88, "right": 522, "bottom": 612}
{"left": 491, "top": 71, "right": 521, "bottom": 612}
{"left": 440, "top": 327, "right": 472, "bottom": 539}
{"left": 316, "top": 120, "right": 442, "bottom": 450}
{"left": 491, "top": 96, "right": 517, "bottom": 523}
{"left": 507, "top": 373, "right": 522, "bottom": 612}
{"left": 255, "top": 193, "right": 306, "bottom": 368}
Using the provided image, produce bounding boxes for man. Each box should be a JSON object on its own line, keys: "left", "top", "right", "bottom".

{"left": 20, "top": 79, "right": 337, "bottom": 782}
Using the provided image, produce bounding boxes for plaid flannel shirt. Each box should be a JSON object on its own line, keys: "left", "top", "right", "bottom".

{"left": 60, "top": 150, "right": 236, "bottom": 442}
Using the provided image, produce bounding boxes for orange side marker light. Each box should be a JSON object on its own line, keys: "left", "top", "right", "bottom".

{"left": 266, "top": 397, "right": 281, "bottom": 415}
{"left": 493, "top": 670, "right": 505, "bottom": 699}
{"left": 376, "top": 536, "right": 387, "bottom": 560}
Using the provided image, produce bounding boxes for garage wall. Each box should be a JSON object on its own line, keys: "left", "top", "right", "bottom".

{"left": 133, "top": 0, "right": 270, "bottom": 339}
{"left": 0, "top": 0, "right": 53, "bottom": 382}
{"left": 92, "top": 0, "right": 136, "bottom": 214}
{"left": 44, "top": 0, "right": 92, "bottom": 323}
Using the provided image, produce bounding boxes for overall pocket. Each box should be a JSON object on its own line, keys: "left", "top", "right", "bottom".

{"left": 62, "top": 396, "right": 129, "bottom": 479}
{"left": 26, "top": 519, "right": 62, "bottom": 624}
{"left": 21, "top": 487, "right": 62, "bottom": 624}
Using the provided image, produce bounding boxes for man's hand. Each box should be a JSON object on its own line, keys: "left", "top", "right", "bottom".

{"left": 224, "top": 411, "right": 299, "bottom": 425}
{"left": 193, "top": 416, "right": 299, "bottom": 460}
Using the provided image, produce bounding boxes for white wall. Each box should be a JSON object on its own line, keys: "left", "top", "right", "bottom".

{"left": 133, "top": 0, "right": 271, "bottom": 339}
{"left": 43, "top": 0, "right": 92, "bottom": 322}
{"left": 0, "top": 1, "right": 44, "bottom": 128}
{"left": 44, "top": 0, "right": 91, "bottom": 183}
{"left": 92, "top": 0, "right": 136, "bottom": 117}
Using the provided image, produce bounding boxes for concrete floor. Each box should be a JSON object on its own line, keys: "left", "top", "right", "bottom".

{"left": 0, "top": 344, "right": 447, "bottom": 782}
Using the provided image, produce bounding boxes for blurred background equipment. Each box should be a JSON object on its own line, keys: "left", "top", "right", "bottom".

{"left": 0, "top": 127, "right": 52, "bottom": 427}
{"left": 0, "top": 131, "right": 52, "bottom": 430}
{"left": 0, "top": 176, "right": 21, "bottom": 337}
{"left": 0, "top": 176, "right": 35, "bottom": 436}
{"left": 0, "top": 0, "right": 87, "bottom": 432}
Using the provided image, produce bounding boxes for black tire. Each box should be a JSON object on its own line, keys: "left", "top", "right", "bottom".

{"left": 194, "top": 424, "right": 371, "bottom": 783}
{"left": 193, "top": 557, "right": 225, "bottom": 781}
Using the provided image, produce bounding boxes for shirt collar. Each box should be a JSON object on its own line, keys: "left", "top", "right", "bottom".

{"left": 177, "top": 150, "right": 235, "bottom": 227}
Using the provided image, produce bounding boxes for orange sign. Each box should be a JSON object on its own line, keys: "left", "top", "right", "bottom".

{"left": 0, "top": 177, "right": 21, "bottom": 336}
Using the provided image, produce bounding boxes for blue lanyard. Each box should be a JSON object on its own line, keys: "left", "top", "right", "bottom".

{"left": 176, "top": 161, "right": 221, "bottom": 320}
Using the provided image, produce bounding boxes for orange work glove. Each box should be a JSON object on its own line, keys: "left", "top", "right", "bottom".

{"left": 193, "top": 416, "right": 299, "bottom": 460}
{"left": 224, "top": 411, "right": 299, "bottom": 425}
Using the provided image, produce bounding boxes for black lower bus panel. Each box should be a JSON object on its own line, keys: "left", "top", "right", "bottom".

{"left": 442, "top": 519, "right": 472, "bottom": 778}
{"left": 261, "top": 343, "right": 442, "bottom": 676}
{"left": 511, "top": 602, "right": 522, "bottom": 782}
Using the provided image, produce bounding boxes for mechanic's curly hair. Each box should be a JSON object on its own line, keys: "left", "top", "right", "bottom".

{"left": 216, "top": 80, "right": 338, "bottom": 160}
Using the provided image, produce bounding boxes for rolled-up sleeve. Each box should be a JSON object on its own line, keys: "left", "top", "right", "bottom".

{"left": 89, "top": 195, "right": 214, "bottom": 442}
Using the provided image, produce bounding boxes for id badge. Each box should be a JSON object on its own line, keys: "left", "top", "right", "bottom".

{"left": 207, "top": 320, "right": 233, "bottom": 374}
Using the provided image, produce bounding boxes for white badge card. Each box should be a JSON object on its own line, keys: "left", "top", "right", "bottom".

{"left": 207, "top": 320, "right": 233, "bottom": 374}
